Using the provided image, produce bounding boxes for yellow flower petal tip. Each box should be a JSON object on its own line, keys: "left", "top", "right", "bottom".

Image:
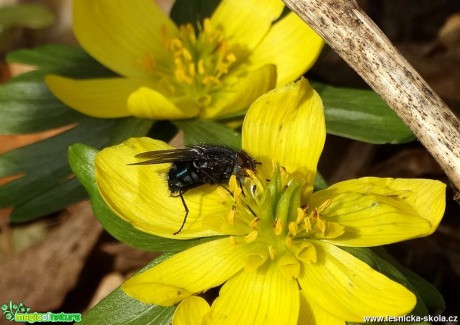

{"left": 299, "top": 242, "right": 417, "bottom": 322}
{"left": 48, "top": 0, "right": 323, "bottom": 120}
{"left": 122, "top": 280, "right": 193, "bottom": 306}
{"left": 243, "top": 78, "right": 326, "bottom": 195}
{"left": 309, "top": 177, "right": 447, "bottom": 246}
{"left": 173, "top": 297, "right": 210, "bottom": 325}
{"left": 127, "top": 87, "right": 199, "bottom": 119}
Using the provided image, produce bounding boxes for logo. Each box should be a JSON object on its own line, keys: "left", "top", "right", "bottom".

{"left": 1, "top": 300, "right": 81, "bottom": 323}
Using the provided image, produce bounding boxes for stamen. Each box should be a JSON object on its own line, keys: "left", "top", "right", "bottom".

{"left": 274, "top": 219, "right": 283, "bottom": 235}
{"left": 317, "top": 199, "right": 332, "bottom": 213}
{"left": 288, "top": 221, "right": 298, "bottom": 236}
{"left": 304, "top": 216, "right": 312, "bottom": 232}
{"left": 245, "top": 230, "right": 258, "bottom": 243}
{"left": 268, "top": 245, "right": 276, "bottom": 260}
{"left": 316, "top": 218, "right": 326, "bottom": 234}
{"left": 161, "top": 18, "right": 237, "bottom": 110}
{"left": 229, "top": 175, "right": 239, "bottom": 192}
{"left": 227, "top": 206, "right": 236, "bottom": 225}
{"left": 296, "top": 208, "right": 305, "bottom": 223}
{"left": 248, "top": 217, "right": 260, "bottom": 229}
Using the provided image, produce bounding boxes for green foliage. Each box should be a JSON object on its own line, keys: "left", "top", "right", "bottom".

{"left": 0, "top": 80, "right": 83, "bottom": 134}
{"left": 0, "top": 45, "right": 150, "bottom": 222}
{"left": 170, "top": 0, "right": 220, "bottom": 28}
{"left": 0, "top": 4, "right": 54, "bottom": 51}
{"left": 81, "top": 254, "right": 176, "bottom": 325}
{"left": 312, "top": 82, "right": 415, "bottom": 144}
{"left": 174, "top": 119, "right": 242, "bottom": 148}
{"left": 0, "top": 4, "right": 54, "bottom": 30}
{"left": 6, "top": 45, "right": 115, "bottom": 81}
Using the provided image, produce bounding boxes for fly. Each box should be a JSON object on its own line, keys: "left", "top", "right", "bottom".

{"left": 131, "top": 144, "right": 258, "bottom": 234}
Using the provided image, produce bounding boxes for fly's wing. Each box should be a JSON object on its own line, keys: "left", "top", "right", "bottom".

{"left": 130, "top": 148, "right": 203, "bottom": 165}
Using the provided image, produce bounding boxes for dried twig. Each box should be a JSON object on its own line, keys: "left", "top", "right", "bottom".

{"left": 283, "top": 0, "right": 460, "bottom": 193}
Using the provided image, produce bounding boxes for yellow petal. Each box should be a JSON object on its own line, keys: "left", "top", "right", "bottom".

{"left": 298, "top": 241, "right": 416, "bottom": 322}
{"left": 200, "top": 64, "right": 276, "bottom": 119}
{"left": 122, "top": 238, "right": 247, "bottom": 305}
{"left": 73, "top": 0, "right": 177, "bottom": 78}
{"left": 211, "top": 0, "right": 284, "bottom": 51}
{"left": 204, "top": 263, "right": 299, "bottom": 325}
{"left": 299, "top": 290, "right": 345, "bottom": 325}
{"left": 123, "top": 282, "right": 193, "bottom": 306}
{"left": 309, "top": 177, "right": 446, "bottom": 246}
{"left": 173, "top": 297, "right": 210, "bottom": 325}
{"left": 251, "top": 12, "right": 324, "bottom": 86}
{"left": 45, "top": 75, "right": 145, "bottom": 118}
{"left": 127, "top": 87, "right": 199, "bottom": 119}
{"left": 95, "top": 137, "right": 227, "bottom": 238}
{"left": 242, "top": 78, "right": 325, "bottom": 197}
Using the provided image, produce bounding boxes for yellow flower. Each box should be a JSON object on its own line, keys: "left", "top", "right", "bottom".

{"left": 94, "top": 79, "right": 446, "bottom": 324}
{"left": 45, "top": 0, "right": 323, "bottom": 120}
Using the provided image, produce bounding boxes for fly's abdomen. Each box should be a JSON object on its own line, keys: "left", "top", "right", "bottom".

{"left": 168, "top": 162, "right": 204, "bottom": 193}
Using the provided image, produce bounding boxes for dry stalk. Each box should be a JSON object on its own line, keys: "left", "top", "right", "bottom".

{"left": 283, "top": 0, "right": 460, "bottom": 193}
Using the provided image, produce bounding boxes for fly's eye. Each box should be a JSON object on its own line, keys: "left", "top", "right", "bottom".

{"left": 236, "top": 151, "right": 256, "bottom": 171}
{"left": 193, "top": 161, "right": 207, "bottom": 168}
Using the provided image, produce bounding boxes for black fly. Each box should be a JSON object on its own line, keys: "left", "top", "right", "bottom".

{"left": 131, "top": 145, "right": 257, "bottom": 234}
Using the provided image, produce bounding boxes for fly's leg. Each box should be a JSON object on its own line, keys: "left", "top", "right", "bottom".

{"left": 219, "top": 184, "right": 232, "bottom": 196}
{"left": 174, "top": 190, "right": 189, "bottom": 235}
{"left": 237, "top": 177, "right": 246, "bottom": 197}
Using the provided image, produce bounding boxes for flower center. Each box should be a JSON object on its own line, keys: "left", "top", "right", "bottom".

{"left": 161, "top": 19, "right": 238, "bottom": 108}
{"left": 213, "top": 166, "right": 345, "bottom": 279}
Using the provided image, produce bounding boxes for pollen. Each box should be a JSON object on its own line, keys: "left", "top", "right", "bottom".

{"left": 268, "top": 245, "right": 276, "bottom": 260}
{"left": 162, "top": 18, "right": 238, "bottom": 108}
{"left": 218, "top": 166, "right": 345, "bottom": 279}
{"left": 228, "top": 236, "right": 236, "bottom": 246}
{"left": 245, "top": 230, "right": 258, "bottom": 243}
{"left": 288, "top": 221, "right": 298, "bottom": 236}
{"left": 248, "top": 217, "right": 259, "bottom": 229}
{"left": 227, "top": 206, "right": 236, "bottom": 225}
{"left": 274, "top": 219, "right": 283, "bottom": 235}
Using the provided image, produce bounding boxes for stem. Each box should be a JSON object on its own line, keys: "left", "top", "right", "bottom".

{"left": 283, "top": 0, "right": 460, "bottom": 193}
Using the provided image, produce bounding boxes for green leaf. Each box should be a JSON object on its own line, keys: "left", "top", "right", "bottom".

{"left": 0, "top": 117, "right": 152, "bottom": 223}
{"left": 81, "top": 254, "right": 176, "bottom": 325}
{"left": 6, "top": 45, "right": 115, "bottom": 80}
{"left": 8, "top": 45, "right": 95, "bottom": 69}
{"left": 342, "top": 247, "right": 444, "bottom": 319}
{"left": 68, "top": 143, "right": 216, "bottom": 252}
{"left": 108, "top": 117, "right": 154, "bottom": 145}
{"left": 0, "top": 45, "right": 144, "bottom": 222}
{"left": 10, "top": 178, "right": 88, "bottom": 222}
{"left": 174, "top": 119, "right": 242, "bottom": 148}
{"left": 1, "top": 46, "right": 116, "bottom": 134}
{"left": 313, "top": 172, "right": 327, "bottom": 191}
{"left": 373, "top": 247, "right": 445, "bottom": 311}
{"left": 0, "top": 4, "right": 54, "bottom": 30}
{"left": 170, "top": 0, "right": 220, "bottom": 27}
{"left": 1, "top": 119, "right": 110, "bottom": 222}
{"left": 0, "top": 81, "right": 83, "bottom": 134}
{"left": 312, "top": 82, "right": 415, "bottom": 144}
